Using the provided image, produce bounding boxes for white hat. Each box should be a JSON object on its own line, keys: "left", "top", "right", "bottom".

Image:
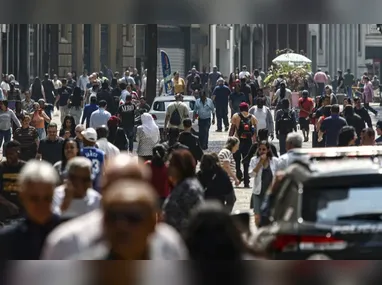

{"left": 81, "top": 128, "right": 97, "bottom": 142}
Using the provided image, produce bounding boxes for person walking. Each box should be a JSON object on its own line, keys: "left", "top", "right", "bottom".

{"left": 89, "top": 100, "right": 111, "bottom": 130}
{"left": 178, "top": 119, "right": 203, "bottom": 163}
{"left": 319, "top": 104, "right": 348, "bottom": 147}
{"left": 164, "top": 93, "right": 189, "bottom": 131}
{"left": 136, "top": 113, "right": 160, "bottom": 161}
{"left": 314, "top": 68, "right": 327, "bottom": 96}
{"left": 69, "top": 87, "right": 84, "bottom": 125}
{"left": 248, "top": 97, "right": 274, "bottom": 139}
{"left": 117, "top": 94, "right": 136, "bottom": 152}
{"left": 275, "top": 98, "right": 297, "bottom": 155}
{"left": 55, "top": 78, "right": 73, "bottom": 124}
{"left": 212, "top": 78, "right": 230, "bottom": 132}
{"left": 298, "top": 90, "right": 314, "bottom": 142}
{"left": 193, "top": 92, "right": 215, "bottom": 150}
{"left": 0, "top": 100, "right": 21, "bottom": 146}
{"left": 95, "top": 125, "right": 120, "bottom": 160}
{"left": 362, "top": 76, "right": 378, "bottom": 116}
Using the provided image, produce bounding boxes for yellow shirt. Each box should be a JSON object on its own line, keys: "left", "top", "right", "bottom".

{"left": 173, "top": 78, "right": 186, "bottom": 94}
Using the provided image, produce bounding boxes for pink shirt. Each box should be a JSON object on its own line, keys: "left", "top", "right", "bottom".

{"left": 314, "top": 72, "right": 328, "bottom": 84}
{"left": 363, "top": 82, "right": 374, "bottom": 103}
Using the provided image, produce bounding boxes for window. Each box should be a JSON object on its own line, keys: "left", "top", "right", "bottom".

{"left": 153, "top": 100, "right": 195, "bottom": 112}
{"left": 358, "top": 24, "right": 362, "bottom": 54}
{"left": 318, "top": 24, "right": 323, "bottom": 50}
{"left": 60, "top": 24, "right": 67, "bottom": 39}
{"left": 302, "top": 186, "right": 382, "bottom": 223}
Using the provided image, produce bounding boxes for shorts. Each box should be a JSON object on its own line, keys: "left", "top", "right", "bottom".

{"left": 299, "top": 117, "right": 310, "bottom": 131}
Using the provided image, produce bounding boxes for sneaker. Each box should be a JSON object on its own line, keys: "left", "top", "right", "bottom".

{"left": 216, "top": 129, "right": 222, "bottom": 132}
{"left": 224, "top": 126, "right": 229, "bottom": 132}
{"left": 244, "top": 184, "right": 250, "bottom": 188}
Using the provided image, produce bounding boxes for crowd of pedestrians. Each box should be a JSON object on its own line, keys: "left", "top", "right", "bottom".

{"left": 0, "top": 63, "right": 380, "bottom": 262}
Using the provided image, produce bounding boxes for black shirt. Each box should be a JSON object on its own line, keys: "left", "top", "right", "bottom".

{"left": 240, "top": 84, "right": 252, "bottom": 104}
{"left": 118, "top": 103, "right": 136, "bottom": 129}
{"left": 58, "top": 86, "right": 72, "bottom": 106}
{"left": 178, "top": 132, "right": 203, "bottom": 162}
{"left": 37, "top": 137, "right": 64, "bottom": 165}
{"left": 0, "top": 160, "right": 26, "bottom": 216}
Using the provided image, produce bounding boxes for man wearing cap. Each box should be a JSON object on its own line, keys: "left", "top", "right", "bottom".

{"left": 212, "top": 78, "right": 230, "bottom": 132}
{"left": 229, "top": 102, "right": 258, "bottom": 188}
{"left": 81, "top": 128, "right": 105, "bottom": 192}
{"left": 376, "top": 121, "right": 382, "bottom": 144}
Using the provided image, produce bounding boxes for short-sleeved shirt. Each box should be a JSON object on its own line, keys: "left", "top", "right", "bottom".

{"left": 58, "top": 86, "right": 72, "bottom": 106}
{"left": 274, "top": 88, "right": 292, "bottom": 102}
{"left": 81, "top": 147, "right": 105, "bottom": 192}
{"left": 208, "top": 72, "right": 222, "bottom": 89}
{"left": 298, "top": 97, "right": 314, "bottom": 118}
{"left": 320, "top": 115, "right": 347, "bottom": 147}
{"left": 172, "top": 78, "right": 186, "bottom": 94}
{"left": 229, "top": 92, "right": 247, "bottom": 114}
{"left": 343, "top": 73, "right": 354, "bottom": 86}
{"left": 212, "top": 85, "right": 231, "bottom": 106}
{"left": 118, "top": 102, "right": 136, "bottom": 130}
{"left": 13, "top": 126, "right": 39, "bottom": 161}
{"left": 37, "top": 137, "right": 64, "bottom": 165}
{"left": 218, "top": 148, "right": 236, "bottom": 180}
{"left": 0, "top": 161, "right": 26, "bottom": 212}
{"left": 166, "top": 102, "right": 189, "bottom": 130}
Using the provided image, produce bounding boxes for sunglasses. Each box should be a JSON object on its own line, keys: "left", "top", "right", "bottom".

{"left": 104, "top": 209, "right": 146, "bottom": 225}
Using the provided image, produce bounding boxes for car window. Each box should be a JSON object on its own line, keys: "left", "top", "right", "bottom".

{"left": 302, "top": 186, "right": 382, "bottom": 223}
{"left": 152, "top": 100, "right": 195, "bottom": 111}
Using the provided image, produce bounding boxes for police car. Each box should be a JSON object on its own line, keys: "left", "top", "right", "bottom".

{"left": 254, "top": 158, "right": 382, "bottom": 260}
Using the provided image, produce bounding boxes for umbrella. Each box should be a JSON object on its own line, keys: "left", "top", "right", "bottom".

{"left": 272, "top": 53, "right": 312, "bottom": 64}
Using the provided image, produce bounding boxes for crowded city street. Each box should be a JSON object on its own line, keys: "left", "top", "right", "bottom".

{"left": 3, "top": 24, "right": 382, "bottom": 265}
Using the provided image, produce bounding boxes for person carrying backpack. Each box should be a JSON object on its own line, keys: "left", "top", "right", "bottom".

{"left": 275, "top": 98, "right": 297, "bottom": 155}
{"left": 164, "top": 93, "right": 190, "bottom": 132}
{"left": 229, "top": 102, "right": 258, "bottom": 188}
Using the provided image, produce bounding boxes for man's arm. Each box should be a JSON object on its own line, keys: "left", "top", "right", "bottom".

{"left": 229, "top": 114, "right": 238, "bottom": 136}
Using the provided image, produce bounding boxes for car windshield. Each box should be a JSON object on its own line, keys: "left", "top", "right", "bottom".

{"left": 302, "top": 187, "right": 382, "bottom": 223}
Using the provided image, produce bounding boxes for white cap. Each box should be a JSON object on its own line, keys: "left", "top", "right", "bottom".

{"left": 81, "top": 128, "right": 97, "bottom": 142}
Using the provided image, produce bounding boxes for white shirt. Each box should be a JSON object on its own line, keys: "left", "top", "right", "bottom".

{"left": 120, "top": 89, "right": 130, "bottom": 103}
{"left": 141, "top": 77, "right": 159, "bottom": 93}
{"left": 249, "top": 156, "right": 279, "bottom": 195}
{"left": 255, "top": 75, "right": 263, "bottom": 88}
{"left": 250, "top": 106, "right": 267, "bottom": 131}
{"left": 53, "top": 79, "right": 62, "bottom": 90}
{"left": 89, "top": 108, "right": 111, "bottom": 129}
{"left": 1, "top": 81, "right": 10, "bottom": 92}
{"left": 276, "top": 149, "right": 310, "bottom": 172}
{"left": 52, "top": 185, "right": 101, "bottom": 217}
{"left": 41, "top": 210, "right": 188, "bottom": 260}
{"left": 77, "top": 75, "right": 90, "bottom": 91}
{"left": 239, "top": 71, "right": 250, "bottom": 79}
{"left": 96, "top": 138, "right": 120, "bottom": 159}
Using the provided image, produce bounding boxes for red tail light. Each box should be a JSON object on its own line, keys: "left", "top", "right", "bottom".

{"left": 272, "top": 235, "right": 347, "bottom": 252}
{"left": 151, "top": 114, "right": 157, "bottom": 120}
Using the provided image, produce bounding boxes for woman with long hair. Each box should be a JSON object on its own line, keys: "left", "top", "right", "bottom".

{"left": 30, "top": 102, "right": 50, "bottom": 140}
{"left": 163, "top": 149, "right": 204, "bottom": 233}
{"left": 69, "top": 87, "right": 84, "bottom": 124}
{"left": 0, "top": 100, "right": 21, "bottom": 147}
{"left": 136, "top": 113, "right": 160, "bottom": 161}
{"left": 106, "top": 115, "right": 128, "bottom": 151}
{"left": 218, "top": 136, "right": 240, "bottom": 186}
{"left": 145, "top": 144, "right": 170, "bottom": 207}
{"left": 30, "top": 77, "right": 45, "bottom": 101}
{"left": 59, "top": 115, "right": 76, "bottom": 139}
{"left": 197, "top": 153, "right": 236, "bottom": 212}
{"left": 249, "top": 141, "right": 279, "bottom": 226}
{"left": 12, "top": 101, "right": 27, "bottom": 133}
{"left": 53, "top": 138, "right": 81, "bottom": 182}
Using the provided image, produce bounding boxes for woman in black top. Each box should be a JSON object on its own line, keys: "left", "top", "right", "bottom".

{"left": 30, "top": 77, "right": 45, "bottom": 101}
{"left": 197, "top": 153, "right": 236, "bottom": 212}
{"left": 68, "top": 87, "right": 83, "bottom": 124}
{"left": 59, "top": 115, "right": 76, "bottom": 139}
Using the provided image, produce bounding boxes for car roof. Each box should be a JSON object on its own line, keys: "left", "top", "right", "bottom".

{"left": 152, "top": 95, "right": 196, "bottom": 102}
{"left": 286, "top": 158, "right": 382, "bottom": 184}
{"left": 290, "top": 146, "right": 382, "bottom": 160}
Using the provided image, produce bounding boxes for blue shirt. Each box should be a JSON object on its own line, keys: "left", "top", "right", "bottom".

{"left": 194, "top": 98, "right": 215, "bottom": 120}
{"left": 89, "top": 108, "right": 111, "bottom": 129}
{"left": 81, "top": 147, "right": 105, "bottom": 192}
{"left": 212, "top": 85, "right": 231, "bottom": 106}
{"left": 81, "top": 104, "right": 99, "bottom": 128}
{"left": 320, "top": 115, "right": 347, "bottom": 147}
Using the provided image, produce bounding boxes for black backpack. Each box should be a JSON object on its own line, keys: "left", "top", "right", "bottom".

{"left": 237, "top": 114, "right": 254, "bottom": 140}
{"left": 278, "top": 110, "right": 294, "bottom": 133}
{"left": 169, "top": 104, "right": 182, "bottom": 126}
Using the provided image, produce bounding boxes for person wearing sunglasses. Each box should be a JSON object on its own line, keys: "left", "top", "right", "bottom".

{"left": 52, "top": 157, "right": 101, "bottom": 220}
{"left": 0, "top": 160, "right": 61, "bottom": 260}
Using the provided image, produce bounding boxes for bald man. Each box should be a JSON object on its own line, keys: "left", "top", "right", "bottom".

{"left": 41, "top": 153, "right": 187, "bottom": 260}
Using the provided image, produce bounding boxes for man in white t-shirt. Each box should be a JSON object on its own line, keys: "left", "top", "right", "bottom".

{"left": 239, "top": 65, "right": 250, "bottom": 80}
{"left": 1, "top": 74, "right": 10, "bottom": 98}
{"left": 95, "top": 125, "right": 120, "bottom": 159}
{"left": 52, "top": 157, "right": 101, "bottom": 219}
{"left": 248, "top": 97, "right": 274, "bottom": 138}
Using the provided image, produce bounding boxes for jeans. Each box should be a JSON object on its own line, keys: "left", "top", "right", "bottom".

{"left": 198, "top": 118, "right": 211, "bottom": 150}
{"left": 364, "top": 102, "right": 378, "bottom": 115}
{"left": 0, "top": 129, "right": 11, "bottom": 148}
{"left": 234, "top": 139, "right": 251, "bottom": 186}
{"left": 59, "top": 105, "right": 69, "bottom": 124}
{"left": 317, "top": 83, "right": 325, "bottom": 96}
{"left": 345, "top": 86, "right": 352, "bottom": 98}
{"left": 36, "top": 128, "right": 46, "bottom": 140}
{"left": 216, "top": 104, "right": 229, "bottom": 130}
{"left": 278, "top": 133, "right": 287, "bottom": 155}
{"left": 123, "top": 127, "right": 134, "bottom": 152}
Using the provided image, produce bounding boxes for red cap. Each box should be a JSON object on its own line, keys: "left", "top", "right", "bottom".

{"left": 239, "top": 102, "right": 249, "bottom": 108}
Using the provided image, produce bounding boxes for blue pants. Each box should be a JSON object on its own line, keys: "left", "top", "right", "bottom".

{"left": 198, "top": 118, "right": 211, "bottom": 150}
{"left": 216, "top": 104, "right": 229, "bottom": 130}
{"left": 346, "top": 86, "right": 352, "bottom": 98}
{"left": 0, "top": 129, "right": 12, "bottom": 148}
{"left": 123, "top": 127, "right": 134, "bottom": 152}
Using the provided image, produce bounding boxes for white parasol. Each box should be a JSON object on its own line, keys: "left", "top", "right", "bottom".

{"left": 272, "top": 53, "right": 312, "bottom": 65}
